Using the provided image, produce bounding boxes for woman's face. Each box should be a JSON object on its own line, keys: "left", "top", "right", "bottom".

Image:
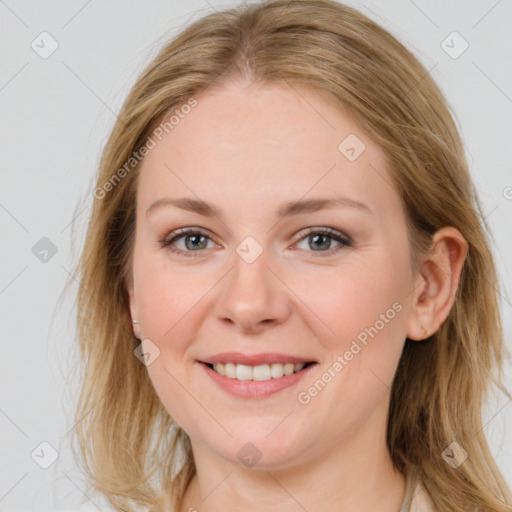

{"left": 128, "top": 81, "right": 419, "bottom": 469}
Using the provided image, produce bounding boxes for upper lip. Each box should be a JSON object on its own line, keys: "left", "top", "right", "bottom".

{"left": 200, "top": 352, "right": 317, "bottom": 366}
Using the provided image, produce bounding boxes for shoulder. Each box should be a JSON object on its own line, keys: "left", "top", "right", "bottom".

{"left": 409, "top": 477, "right": 436, "bottom": 512}
{"left": 150, "top": 495, "right": 177, "bottom": 512}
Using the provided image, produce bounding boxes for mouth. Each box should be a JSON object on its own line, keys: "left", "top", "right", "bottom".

{"left": 201, "top": 361, "right": 317, "bottom": 381}
{"left": 197, "top": 354, "right": 319, "bottom": 399}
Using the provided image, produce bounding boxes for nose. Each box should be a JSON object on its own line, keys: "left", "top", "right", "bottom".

{"left": 214, "top": 249, "right": 292, "bottom": 334}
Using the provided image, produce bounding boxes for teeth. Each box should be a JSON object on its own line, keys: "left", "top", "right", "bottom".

{"left": 236, "top": 364, "right": 253, "bottom": 381}
{"left": 212, "top": 362, "right": 307, "bottom": 381}
{"left": 225, "top": 363, "right": 236, "bottom": 379}
{"left": 253, "top": 364, "right": 271, "bottom": 381}
{"left": 215, "top": 362, "right": 226, "bottom": 376}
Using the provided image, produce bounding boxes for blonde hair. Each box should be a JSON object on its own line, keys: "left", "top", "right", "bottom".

{"left": 72, "top": 1, "right": 512, "bottom": 510}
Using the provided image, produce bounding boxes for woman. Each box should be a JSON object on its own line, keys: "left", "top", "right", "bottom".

{"left": 73, "top": 1, "right": 512, "bottom": 511}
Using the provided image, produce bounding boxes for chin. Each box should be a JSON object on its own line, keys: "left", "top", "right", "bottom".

{"left": 207, "top": 428, "right": 309, "bottom": 470}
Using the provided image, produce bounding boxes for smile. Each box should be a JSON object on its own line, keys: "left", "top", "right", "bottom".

{"left": 198, "top": 358, "right": 318, "bottom": 399}
{"left": 208, "top": 362, "right": 313, "bottom": 381}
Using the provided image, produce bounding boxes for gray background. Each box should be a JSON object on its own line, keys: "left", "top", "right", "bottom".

{"left": 1, "top": 0, "right": 511, "bottom": 510}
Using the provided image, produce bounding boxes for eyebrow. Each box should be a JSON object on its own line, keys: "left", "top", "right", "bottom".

{"left": 145, "top": 196, "right": 373, "bottom": 219}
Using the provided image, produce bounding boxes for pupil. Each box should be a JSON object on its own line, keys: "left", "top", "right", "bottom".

{"left": 310, "top": 234, "right": 330, "bottom": 251}
{"left": 186, "top": 234, "right": 207, "bottom": 250}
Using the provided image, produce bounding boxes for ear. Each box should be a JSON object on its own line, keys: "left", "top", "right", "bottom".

{"left": 406, "top": 226, "right": 468, "bottom": 340}
{"left": 125, "top": 273, "right": 141, "bottom": 339}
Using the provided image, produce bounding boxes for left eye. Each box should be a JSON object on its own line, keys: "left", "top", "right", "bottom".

{"left": 160, "top": 227, "right": 351, "bottom": 257}
{"left": 293, "top": 229, "right": 350, "bottom": 254}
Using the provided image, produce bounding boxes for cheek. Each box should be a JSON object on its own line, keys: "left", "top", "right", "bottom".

{"left": 297, "top": 257, "right": 410, "bottom": 400}
{"left": 300, "top": 264, "right": 406, "bottom": 345}
{"left": 134, "top": 246, "right": 206, "bottom": 338}
{"left": 294, "top": 268, "right": 408, "bottom": 427}
{"left": 135, "top": 260, "right": 209, "bottom": 428}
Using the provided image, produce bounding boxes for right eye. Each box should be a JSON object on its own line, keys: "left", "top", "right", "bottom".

{"left": 160, "top": 228, "right": 220, "bottom": 257}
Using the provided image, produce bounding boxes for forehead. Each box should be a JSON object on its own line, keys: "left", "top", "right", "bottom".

{"left": 137, "top": 82, "right": 401, "bottom": 220}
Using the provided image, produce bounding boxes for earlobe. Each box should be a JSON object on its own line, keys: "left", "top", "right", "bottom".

{"left": 406, "top": 227, "right": 468, "bottom": 341}
{"left": 125, "top": 276, "right": 140, "bottom": 339}
{"left": 132, "top": 319, "right": 141, "bottom": 339}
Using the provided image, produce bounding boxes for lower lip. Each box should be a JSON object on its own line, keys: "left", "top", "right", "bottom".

{"left": 199, "top": 362, "right": 317, "bottom": 399}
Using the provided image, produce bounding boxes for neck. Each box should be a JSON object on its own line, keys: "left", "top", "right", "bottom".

{"left": 178, "top": 410, "right": 406, "bottom": 512}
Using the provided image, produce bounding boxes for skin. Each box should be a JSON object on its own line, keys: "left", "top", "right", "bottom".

{"left": 126, "top": 80, "right": 467, "bottom": 512}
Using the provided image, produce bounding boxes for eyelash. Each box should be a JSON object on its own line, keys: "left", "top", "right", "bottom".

{"left": 159, "top": 227, "right": 352, "bottom": 258}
